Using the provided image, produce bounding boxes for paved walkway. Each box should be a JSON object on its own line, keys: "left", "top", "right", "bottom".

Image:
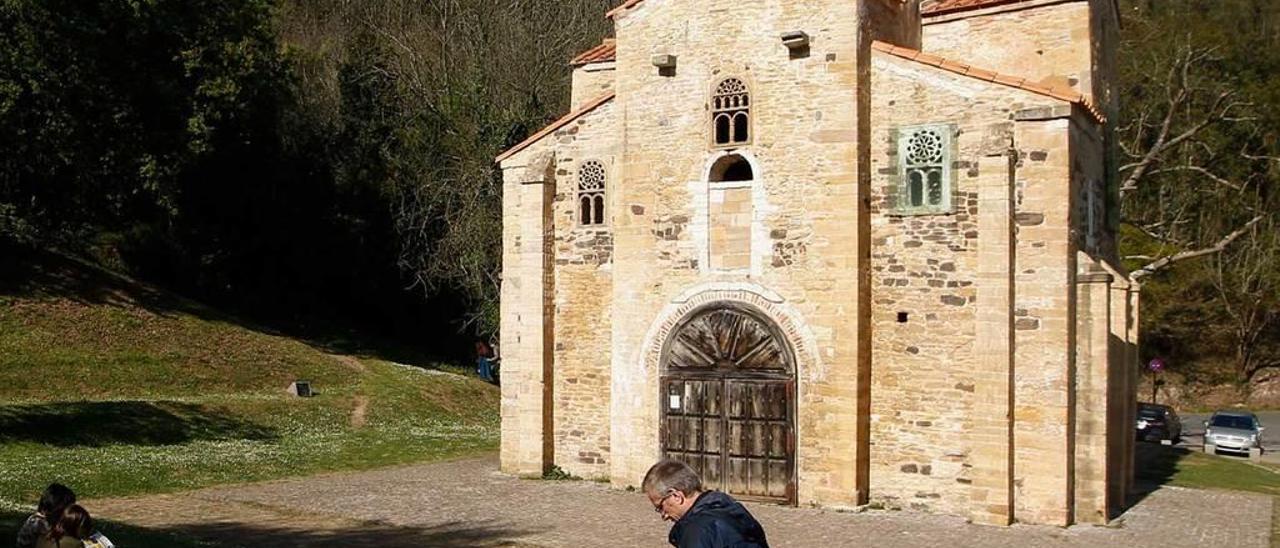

{"left": 90, "top": 455, "right": 1272, "bottom": 548}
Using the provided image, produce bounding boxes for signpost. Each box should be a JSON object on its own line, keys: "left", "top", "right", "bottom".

{"left": 1147, "top": 358, "right": 1166, "bottom": 403}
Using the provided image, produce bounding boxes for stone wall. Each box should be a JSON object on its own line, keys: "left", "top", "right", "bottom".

{"left": 572, "top": 64, "right": 617, "bottom": 109}
{"left": 923, "top": 1, "right": 1094, "bottom": 96}
{"left": 548, "top": 102, "right": 620, "bottom": 480}
{"left": 499, "top": 0, "right": 1127, "bottom": 526}
{"left": 1010, "top": 114, "right": 1076, "bottom": 526}
{"left": 499, "top": 98, "right": 620, "bottom": 481}
{"left": 924, "top": 0, "right": 1122, "bottom": 260}
{"left": 869, "top": 51, "right": 1077, "bottom": 519}
{"left": 608, "top": 0, "right": 872, "bottom": 507}
{"left": 500, "top": 139, "right": 558, "bottom": 478}
{"left": 709, "top": 185, "right": 753, "bottom": 270}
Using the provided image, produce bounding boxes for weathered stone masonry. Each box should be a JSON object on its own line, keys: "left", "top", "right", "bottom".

{"left": 497, "top": 0, "right": 1137, "bottom": 527}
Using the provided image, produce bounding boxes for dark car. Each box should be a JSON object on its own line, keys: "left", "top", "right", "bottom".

{"left": 1136, "top": 403, "right": 1182, "bottom": 443}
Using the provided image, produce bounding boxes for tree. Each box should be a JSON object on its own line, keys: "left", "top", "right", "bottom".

{"left": 1208, "top": 215, "right": 1280, "bottom": 384}
{"left": 1118, "top": 40, "right": 1273, "bottom": 283}
{"left": 1119, "top": 0, "right": 1280, "bottom": 389}
{"left": 277, "top": 0, "right": 615, "bottom": 336}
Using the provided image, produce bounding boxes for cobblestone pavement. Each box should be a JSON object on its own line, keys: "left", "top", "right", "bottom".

{"left": 90, "top": 455, "right": 1272, "bottom": 548}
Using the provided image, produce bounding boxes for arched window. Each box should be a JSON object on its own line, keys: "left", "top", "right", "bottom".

{"left": 578, "top": 160, "right": 607, "bottom": 226}
{"left": 713, "top": 78, "right": 750, "bottom": 147}
{"left": 894, "top": 124, "right": 953, "bottom": 215}
{"left": 710, "top": 154, "right": 754, "bottom": 182}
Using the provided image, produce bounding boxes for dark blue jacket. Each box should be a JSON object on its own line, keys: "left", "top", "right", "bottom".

{"left": 668, "top": 491, "right": 769, "bottom": 548}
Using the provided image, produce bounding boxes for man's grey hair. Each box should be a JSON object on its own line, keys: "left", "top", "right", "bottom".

{"left": 643, "top": 459, "right": 704, "bottom": 496}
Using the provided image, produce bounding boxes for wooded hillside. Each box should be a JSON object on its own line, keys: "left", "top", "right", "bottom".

{"left": 1, "top": 0, "right": 1275, "bottom": 393}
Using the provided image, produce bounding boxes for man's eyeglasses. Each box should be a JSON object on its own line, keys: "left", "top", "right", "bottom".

{"left": 653, "top": 491, "right": 676, "bottom": 514}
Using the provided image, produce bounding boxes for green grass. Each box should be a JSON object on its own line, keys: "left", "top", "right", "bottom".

{"left": 0, "top": 363, "right": 497, "bottom": 501}
{"left": 1137, "top": 445, "right": 1280, "bottom": 496}
{"left": 0, "top": 248, "right": 498, "bottom": 546}
{"left": 0, "top": 296, "right": 357, "bottom": 401}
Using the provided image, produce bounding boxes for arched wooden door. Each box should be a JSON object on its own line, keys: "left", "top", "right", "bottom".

{"left": 660, "top": 304, "right": 796, "bottom": 504}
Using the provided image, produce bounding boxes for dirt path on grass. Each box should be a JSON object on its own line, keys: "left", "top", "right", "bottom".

{"left": 349, "top": 395, "right": 369, "bottom": 428}
{"left": 88, "top": 455, "right": 1272, "bottom": 548}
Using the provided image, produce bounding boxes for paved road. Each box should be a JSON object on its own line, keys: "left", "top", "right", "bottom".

{"left": 1175, "top": 411, "right": 1279, "bottom": 464}
{"left": 89, "top": 455, "right": 1273, "bottom": 548}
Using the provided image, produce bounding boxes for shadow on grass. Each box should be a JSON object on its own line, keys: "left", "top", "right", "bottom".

{"left": 1133, "top": 441, "right": 1183, "bottom": 490}
{"left": 0, "top": 242, "right": 470, "bottom": 372}
{"left": 1, "top": 509, "right": 212, "bottom": 548}
{"left": 0, "top": 401, "right": 276, "bottom": 447}
{"left": 0, "top": 242, "right": 206, "bottom": 319}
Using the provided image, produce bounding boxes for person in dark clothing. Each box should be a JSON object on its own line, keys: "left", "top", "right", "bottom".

{"left": 643, "top": 459, "right": 769, "bottom": 548}
{"left": 16, "top": 483, "right": 76, "bottom": 548}
{"left": 474, "top": 340, "right": 497, "bottom": 383}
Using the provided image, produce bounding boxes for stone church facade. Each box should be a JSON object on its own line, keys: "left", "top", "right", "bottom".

{"left": 495, "top": 0, "right": 1139, "bottom": 526}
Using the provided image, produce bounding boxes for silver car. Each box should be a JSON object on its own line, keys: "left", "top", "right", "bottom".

{"left": 1203, "top": 410, "right": 1265, "bottom": 461}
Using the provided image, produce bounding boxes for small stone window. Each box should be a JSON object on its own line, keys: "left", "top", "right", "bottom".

{"left": 713, "top": 78, "right": 751, "bottom": 147}
{"left": 894, "top": 124, "right": 954, "bottom": 215}
{"left": 578, "top": 160, "right": 607, "bottom": 227}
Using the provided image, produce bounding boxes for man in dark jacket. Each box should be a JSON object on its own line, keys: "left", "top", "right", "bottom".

{"left": 643, "top": 459, "right": 769, "bottom": 548}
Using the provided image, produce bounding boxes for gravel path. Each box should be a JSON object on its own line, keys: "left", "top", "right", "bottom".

{"left": 89, "top": 455, "right": 1272, "bottom": 547}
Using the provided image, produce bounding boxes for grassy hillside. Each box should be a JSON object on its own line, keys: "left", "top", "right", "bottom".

{"left": 0, "top": 246, "right": 498, "bottom": 542}
{"left": 0, "top": 247, "right": 363, "bottom": 401}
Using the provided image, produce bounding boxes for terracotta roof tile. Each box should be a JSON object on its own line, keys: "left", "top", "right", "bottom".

{"left": 570, "top": 39, "right": 617, "bottom": 66}
{"left": 605, "top": 0, "right": 645, "bottom": 19}
{"left": 915, "top": 51, "right": 946, "bottom": 67}
{"left": 496, "top": 92, "right": 617, "bottom": 164}
{"left": 871, "top": 40, "right": 1106, "bottom": 123}
{"left": 963, "top": 67, "right": 999, "bottom": 81}
{"left": 991, "top": 73, "right": 1028, "bottom": 88}
{"left": 610, "top": 0, "right": 1050, "bottom": 20}
{"left": 921, "top": 0, "right": 1033, "bottom": 16}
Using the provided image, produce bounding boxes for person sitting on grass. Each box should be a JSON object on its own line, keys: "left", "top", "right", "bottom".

{"left": 36, "top": 504, "right": 93, "bottom": 548}
{"left": 16, "top": 483, "right": 76, "bottom": 548}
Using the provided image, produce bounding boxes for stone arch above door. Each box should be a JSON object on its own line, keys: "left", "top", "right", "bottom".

{"left": 640, "top": 285, "right": 822, "bottom": 381}
{"left": 661, "top": 304, "right": 794, "bottom": 375}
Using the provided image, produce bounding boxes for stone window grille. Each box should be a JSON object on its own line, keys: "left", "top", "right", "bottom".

{"left": 895, "top": 124, "right": 954, "bottom": 215}
{"left": 578, "top": 160, "right": 607, "bottom": 227}
{"left": 713, "top": 78, "right": 751, "bottom": 147}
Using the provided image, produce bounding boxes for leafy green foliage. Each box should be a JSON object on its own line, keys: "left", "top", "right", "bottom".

{"left": 542, "top": 465, "right": 584, "bottom": 482}
{"left": 0, "top": 0, "right": 618, "bottom": 347}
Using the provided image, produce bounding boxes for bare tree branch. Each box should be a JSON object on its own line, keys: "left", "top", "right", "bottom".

{"left": 1129, "top": 215, "right": 1264, "bottom": 281}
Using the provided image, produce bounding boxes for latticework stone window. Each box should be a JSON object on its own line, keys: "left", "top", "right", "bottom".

{"left": 713, "top": 78, "right": 750, "bottom": 147}
{"left": 578, "top": 160, "right": 607, "bottom": 226}
{"left": 895, "top": 124, "right": 954, "bottom": 215}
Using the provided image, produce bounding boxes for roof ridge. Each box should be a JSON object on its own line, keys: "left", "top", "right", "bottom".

{"left": 570, "top": 38, "right": 618, "bottom": 66}
{"left": 606, "top": 0, "right": 645, "bottom": 19}
{"left": 870, "top": 40, "right": 1106, "bottom": 123}
{"left": 496, "top": 92, "right": 617, "bottom": 163}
